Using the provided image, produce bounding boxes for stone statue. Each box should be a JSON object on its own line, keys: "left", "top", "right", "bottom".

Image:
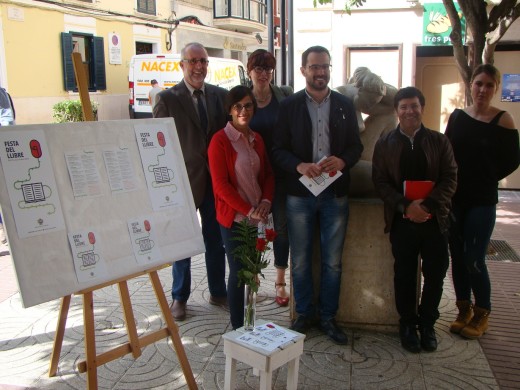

{"left": 336, "top": 67, "right": 398, "bottom": 197}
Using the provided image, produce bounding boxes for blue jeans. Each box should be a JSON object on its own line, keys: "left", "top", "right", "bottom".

{"left": 449, "top": 204, "right": 496, "bottom": 310}
{"left": 272, "top": 182, "right": 289, "bottom": 269}
{"left": 220, "top": 222, "right": 245, "bottom": 330}
{"left": 172, "top": 184, "right": 227, "bottom": 302}
{"left": 286, "top": 192, "right": 349, "bottom": 321}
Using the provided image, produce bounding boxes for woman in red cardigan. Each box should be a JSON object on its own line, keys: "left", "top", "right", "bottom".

{"left": 208, "top": 85, "right": 275, "bottom": 330}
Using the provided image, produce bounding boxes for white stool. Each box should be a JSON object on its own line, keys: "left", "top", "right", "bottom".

{"left": 222, "top": 320, "right": 305, "bottom": 390}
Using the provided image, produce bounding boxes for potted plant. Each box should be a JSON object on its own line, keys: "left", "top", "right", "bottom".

{"left": 52, "top": 100, "right": 99, "bottom": 123}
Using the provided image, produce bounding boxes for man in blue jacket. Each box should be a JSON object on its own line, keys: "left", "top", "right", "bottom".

{"left": 273, "top": 46, "right": 363, "bottom": 344}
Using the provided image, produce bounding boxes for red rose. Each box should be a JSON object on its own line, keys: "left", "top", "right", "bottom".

{"left": 265, "top": 228, "right": 277, "bottom": 242}
{"left": 256, "top": 238, "right": 267, "bottom": 252}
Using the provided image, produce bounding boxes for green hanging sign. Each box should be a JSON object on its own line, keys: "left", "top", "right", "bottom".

{"left": 423, "top": 2, "right": 465, "bottom": 46}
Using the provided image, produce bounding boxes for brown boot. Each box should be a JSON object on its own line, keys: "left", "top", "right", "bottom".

{"left": 450, "top": 300, "right": 473, "bottom": 334}
{"left": 460, "top": 306, "right": 490, "bottom": 339}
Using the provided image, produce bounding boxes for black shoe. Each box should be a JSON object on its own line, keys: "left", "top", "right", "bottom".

{"left": 320, "top": 318, "right": 348, "bottom": 345}
{"left": 290, "top": 315, "right": 312, "bottom": 333}
{"left": 209, "top": 295, "right": 228, "bottom": 307}
{"left": 170, "top": 300, "right": 187, "bottom": 321}
{"left": 399, "top": 324, "right": 421, "bottom": 353}
{"left": 419, "top": 326, "right": 438, "bottom": 352}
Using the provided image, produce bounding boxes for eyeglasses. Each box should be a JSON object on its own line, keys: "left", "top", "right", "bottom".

{"left": 182, "top": 58, "right": 209, "bottom": 66}
{"left": 232, "top": 102, "right": 255, "bottom": 112}
{"left": 307, "top": 64, "right": 332, "bottom": 72}
{"left": 253, "top": 66, "right": 274, "bottom": 74}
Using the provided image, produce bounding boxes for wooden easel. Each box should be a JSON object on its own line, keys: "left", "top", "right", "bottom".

{"left": 48, "top": 266, "right": 197, "bottom": 389}
{"left": 47, "top": 52, "right": 197, "bottom": 389}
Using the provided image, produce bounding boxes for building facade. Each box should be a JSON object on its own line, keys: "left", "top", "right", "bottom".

{"left": 0, "top": 0, "right": 271, "bottom": 124}
{"left": 293, "top": 0, "right": 520, "bottom": 187}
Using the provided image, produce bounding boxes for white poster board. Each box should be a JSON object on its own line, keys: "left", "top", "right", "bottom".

{"left": 0, "top": 118, "right": 204, "bottom": 308}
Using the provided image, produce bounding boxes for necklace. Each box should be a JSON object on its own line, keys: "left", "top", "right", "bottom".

{"left": 254, "top": 93, "right": 272, "bottom": 103}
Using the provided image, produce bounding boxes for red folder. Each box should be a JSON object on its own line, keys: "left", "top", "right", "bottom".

{"left": 403, "top": 180, "right": 434, "bottom": 200}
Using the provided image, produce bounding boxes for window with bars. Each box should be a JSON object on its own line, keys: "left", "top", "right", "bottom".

{"left": 137, "top": 0, "right": 156, "bottom": 15}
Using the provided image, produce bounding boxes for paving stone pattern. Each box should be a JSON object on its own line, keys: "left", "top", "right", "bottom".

{"left": 3, "top": 189, "right": 519, "bottom": 389}
{"left": 0, "top": 253, "right": 499, "bottom": 390}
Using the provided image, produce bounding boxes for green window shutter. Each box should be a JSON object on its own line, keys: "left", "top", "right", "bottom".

{"left": 92, "top": 36, "right": 106, "bottom": 90}
{"left": 60, "top": 32, "right": 76, "bottom": 91}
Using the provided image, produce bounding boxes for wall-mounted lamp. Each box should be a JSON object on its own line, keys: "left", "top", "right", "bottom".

{"left": 165, "top": 11, "right": 180, "bottom": 51}
{"left": 255, "top": 33, "right": 262, "bottom": 44}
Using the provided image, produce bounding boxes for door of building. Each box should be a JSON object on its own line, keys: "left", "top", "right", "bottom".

{"left": 416, "top": 55, "right": 463, "bottom": 133}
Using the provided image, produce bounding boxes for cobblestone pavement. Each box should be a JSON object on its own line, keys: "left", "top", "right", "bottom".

{"left": 0, "top": 256, "right": 499, "bottom": 390}
{"left": 2, "top": 191, "right": 518, "bottom": 389}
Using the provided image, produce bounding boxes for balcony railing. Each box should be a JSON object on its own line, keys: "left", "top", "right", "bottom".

{"left": 214, "top": 0, "right": 266, "bottom": 25}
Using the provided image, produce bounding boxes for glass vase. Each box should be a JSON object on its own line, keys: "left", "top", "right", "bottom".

{"left": 243, "top": 283, "right": 257, "bottom": 331}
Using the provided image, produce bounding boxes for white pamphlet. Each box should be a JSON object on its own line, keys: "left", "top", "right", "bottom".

{"left": 0, "top": 130, "right": 66, "bottom": 238}
{"left": 134, "top": 124, "right": 185, "bottom": 211}
{"left": 127, "top": 216, "right": 163, "bottom": 265}
{"left": 236, "top": 322, "right": 299, "bottom": 352}
{"left": 68, "top": 230, "right": 108, "bottom": 283}
{"left": 298, "top": 156, "right": 342, "bottom": 196}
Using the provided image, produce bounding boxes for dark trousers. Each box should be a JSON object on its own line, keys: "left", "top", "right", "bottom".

{"left": 272, "top": 182, "right": 289, "bottom": 269}
{"left": 390, "top": 216, "right": 449, "bottom": 327}
{"left": 219, "top": 222, "right": 245, "bottom": 330}
{"left": 449, "top": 204, "right": 495, "bottom": 310}
{"left": 171, "top": 184, "right": 227, "bottom": 302}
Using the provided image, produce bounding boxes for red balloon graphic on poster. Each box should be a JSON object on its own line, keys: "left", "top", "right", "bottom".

{"left": 157, "top": 131, "right": 166, "bottom": 147}
{"left": 144, "top": 220, "right": 151, "bottom": 232}
{"left": 29, "top": 140, "right": 42, "bottom": 158}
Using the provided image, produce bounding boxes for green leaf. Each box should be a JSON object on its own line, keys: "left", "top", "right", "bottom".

{"left": 52, "top": 100, "right": 99, "bottom": 123}
{"left": 232, "top": 219, "right": 272, "bottom": 291}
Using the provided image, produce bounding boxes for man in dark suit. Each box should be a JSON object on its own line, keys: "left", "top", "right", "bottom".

{"left": 153, "top": 42, "right": 228, "bottom": 321}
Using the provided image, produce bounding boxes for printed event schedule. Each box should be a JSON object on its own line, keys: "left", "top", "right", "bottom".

{"left": 102, "top": 147, "right": 139, "bottom": 193}
{"left": 65, "top": 150, "right": 103, "bottom": 198}
{"left": 0, "top": 130, "right": 65, "bottom": 238}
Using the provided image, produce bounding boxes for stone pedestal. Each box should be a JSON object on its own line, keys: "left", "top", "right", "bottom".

{"left": 291, "top": 198, "right": 400, "bottom": 331}
{"left": 337, "top": 199, "right": 399, "bottom": 330}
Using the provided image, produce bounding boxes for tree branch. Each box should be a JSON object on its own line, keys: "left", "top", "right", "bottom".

{"left": 443, "top": 1, "right": 471, "bottom": 87}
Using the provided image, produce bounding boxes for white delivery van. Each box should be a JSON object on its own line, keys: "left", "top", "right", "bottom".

{"left": 129, "top": 53, "right": 248, "bottom": 119}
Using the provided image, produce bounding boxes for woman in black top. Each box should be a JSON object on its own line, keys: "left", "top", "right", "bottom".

{"left": 445, "top": 64, "right": 519, "bottom": 339}
{"left": 247, "top": 49, "right": 293, "bottom": 307}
